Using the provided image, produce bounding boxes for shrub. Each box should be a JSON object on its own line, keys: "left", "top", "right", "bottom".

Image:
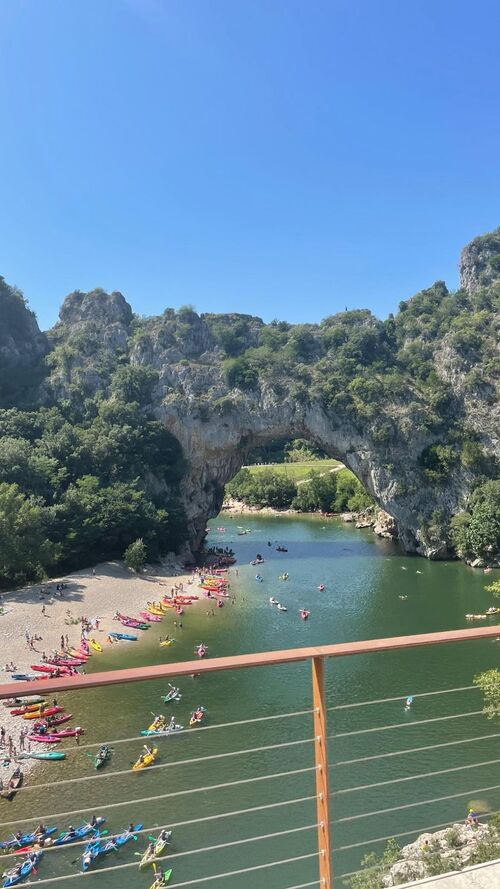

{"left": 124, "top": 538, "right": 147, "bottom": 572}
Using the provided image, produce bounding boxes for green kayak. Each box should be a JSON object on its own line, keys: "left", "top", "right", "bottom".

{"left": 90, "top": 745, "right": 112, "bottom": 769}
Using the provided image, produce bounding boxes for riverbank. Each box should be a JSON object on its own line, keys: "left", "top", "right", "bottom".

{"left": 222, "top": 497, "right": 398, "bottom": 539}
{"left": 0, "top": 560, "right": 194, "bottom": 770}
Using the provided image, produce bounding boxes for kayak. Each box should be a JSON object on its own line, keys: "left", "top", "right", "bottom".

{"left": 68, "top": 647, "right": 89, "bottom": 660}
{"left": 11, "top": 675, "right": 36, "bottom": 682}
{"left": 159, "top": 639, "right": 175, "bottom": 647}
{"left": 140, "top": 723, "right": 183, "bottom": 736}
{"left": 116, "top": 614, "right": 150, "bottom": 630}
{"left": 10, "top": 702, "right": 47, "bottom": 716}
{"left": 2, "top": 851, "right": 43, "bottom": 887}
{"left": 140, "top": 611, "right": 162, "bottom": 623}
{"left": 33, "top": 714, "right": 73, "bottom": 729}
{"left": 132, "top": 747, "right": 158, "bottom": 770}
{"left": 189, "top": 707, "right": 206, "bottom": 727}
{"left": 139, "top": 846, "right": 157, "bottom": 870}
{"left": 92, "top": 746, "right": 112, "bottom": 769}
{"left": 47, "top": 657, "right": 84, "bottom": 667}
{"left": 147, "top": 717, "right": 166, "bottom": 732}
{"left": 146, "top": 604, "right": 164, "bottom": 616}
{"left": 54, "top": 818, "right": 105, "bottom": 846}
{"left": 28, "top": 734, "right": 61, "bottom": 744}
{"left": 89, "top": 639, "right": 102, "bottom": 652}
{"left": 108, "top": 632, "right": 137, "bottom": 641}
{"left": 161, "top": 689, "right": 181, "bottom": 703}
{"left": 23, "top": 751, "right": 66, "bottom": 762}
{"left": 154, "top": 831, "right": 172, "bottom": 857}
{"left": 0, "top": 828, "right": 56, "bottom": 851}
{"left": 23, "top": 707, "right": 64, "bottom": 720}
{"left": 195, "top": 645, "right": 207, "bottom": 658}
{"left": 3, "top": 696, "right": 45, "bottom": 708}
{"left": 114, "top": 824, "right": 143, "bottom": 847}
{"left": 37, "top": 727, "right": 82, "bottom": 740}
{"left": 81, "top": 837, "right": 102, "bottom": 872}
{"left": 30, "top": 664, "right": 74, "bottom": 676}
{"left": 149, "top": 868, "right": 172, "bottom": 888}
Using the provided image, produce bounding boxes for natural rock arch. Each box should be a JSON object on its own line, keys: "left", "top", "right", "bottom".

{"left": 161, "top": 395, "right": 447, "bottom": 559}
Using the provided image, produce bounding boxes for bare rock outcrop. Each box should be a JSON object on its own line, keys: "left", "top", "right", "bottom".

{"left": 460, "top": 227, "right": 500, "bottom": 293}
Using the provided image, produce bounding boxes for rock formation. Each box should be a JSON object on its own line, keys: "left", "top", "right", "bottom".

{"left": 1, "top": 229, "right": 499, "bottom": 562}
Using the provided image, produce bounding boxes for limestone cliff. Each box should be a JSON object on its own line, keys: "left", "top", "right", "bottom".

{"left": 1, "top": 229, "right": 499, "bottom": 563}
{"left": 0, "top": 278, "right": 48, "bottom": 403}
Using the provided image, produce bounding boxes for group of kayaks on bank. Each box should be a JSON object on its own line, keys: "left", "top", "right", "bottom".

{"left": 0, "top": 818, "right": 174, "bottom": 886}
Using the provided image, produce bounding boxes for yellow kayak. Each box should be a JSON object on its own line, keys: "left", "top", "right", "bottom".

{"left": 89, "top": 638, "right": 102, "bottom": 652}
{"left": 146, "top": 603, "right": 164, "bottom": 616}
{"left": 132, "top": 747, "right": 158, "bottom": 770}
{"left": 148, "top": 718, "right": 166, "bottom": 732}
{"left": 159, "top": 639, "right": 174, "bottom": 648}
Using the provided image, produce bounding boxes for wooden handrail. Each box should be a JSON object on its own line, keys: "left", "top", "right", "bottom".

{"left": 1, "top": 625, "right": 498, "bottom": 699}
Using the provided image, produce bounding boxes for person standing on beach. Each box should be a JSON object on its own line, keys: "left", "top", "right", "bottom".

{"left": 0, "top": 727, "right": 5, "bottom": 746}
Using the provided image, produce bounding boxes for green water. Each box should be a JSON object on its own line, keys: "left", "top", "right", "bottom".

{"left": 3, "top": 514, "right": 500, "bottom": 887}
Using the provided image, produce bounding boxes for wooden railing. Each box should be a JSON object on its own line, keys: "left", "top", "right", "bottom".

{"left": 1, "top": 624, "right": 499, "bottom": 888}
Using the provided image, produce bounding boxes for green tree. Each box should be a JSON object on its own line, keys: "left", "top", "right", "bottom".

{"left": 124, "top": 538, "right": 147, "bottom": 572}
{"left": 292, "top": 471, "right": 337, "bottom": 512}
{"left": 474, "top": 669, "right": 500, "bottom": 719}
{"left": 485, "top": 580, "right": 500, "bottom": 598}
{"left": 0, "top": 483, "right": 57, "bottom": 586}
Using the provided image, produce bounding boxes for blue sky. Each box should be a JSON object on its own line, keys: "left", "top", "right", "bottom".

{"left": 1, "top": 0, "right": 499, "bottom": 330}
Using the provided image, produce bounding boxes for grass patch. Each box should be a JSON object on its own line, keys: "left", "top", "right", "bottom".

{"left": 242, "top": 459, "right": 342, "bottom": 483}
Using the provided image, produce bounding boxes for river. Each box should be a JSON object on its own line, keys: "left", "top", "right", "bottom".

{"left": 3, "top": 514, "right": 499, "bottom": 887}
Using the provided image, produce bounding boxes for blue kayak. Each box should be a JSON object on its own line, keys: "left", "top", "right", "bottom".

{"left": 0, "top": 828, "right": 56, "bottom": 850}
{"left": 2, "top": 851, "right": 43, "bottom": 887}
{"left": 81, "top": 834, "right": 118, "bottom": 871}
{"left": 11, "top": 675, "right": 36, "bottom": 682}
{"left": 108, "top": 632, "right": 137, "bottom": 642}
{"left": 53, "top": 817, "right": 105, "bottom": 846}
{"left": 112, "top": 823, "right": 143, "bottom": 847}
{"left": 81, "top": 838, "right": 102, "bottom": 872}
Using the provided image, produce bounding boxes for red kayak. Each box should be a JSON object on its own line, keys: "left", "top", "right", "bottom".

{"left": 31, "top": 664, "right": 74, "bottom": 675}
{"left": 28, "top": 734, "right": 62, "bottom": 744}
{"left": 29, "top": 727, "right": 83, "bottom": 742}
{"left": 48, "top": 657, "right": 85, "bottom": 667}
{"left": 140, "top": 611, "right": 162, "bottom": 622}
{"left": 33, "top": 714, "right": 73, "bottom": 729}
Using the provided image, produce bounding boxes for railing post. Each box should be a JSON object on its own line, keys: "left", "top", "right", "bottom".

{"left": 312, "top": 655, "right": 332, "bottom": 889}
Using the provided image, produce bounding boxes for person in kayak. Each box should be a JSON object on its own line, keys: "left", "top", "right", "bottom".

{"left": 67, "top": 825, "right": 76, "bottom": 838}
{"left": 157, "top": 829, "right": 172, "bottom": 844}
{"left": 34, "top": 823, "right": 46, "bottom": 838}
{"left": 89, "top": 814, "right": 98, "bottom": 828}
{"left": 168, "top": 716, "right": 177, "bottom": 731}
{"left": 151, "top": 866, "right": 170, "bottom": 888}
